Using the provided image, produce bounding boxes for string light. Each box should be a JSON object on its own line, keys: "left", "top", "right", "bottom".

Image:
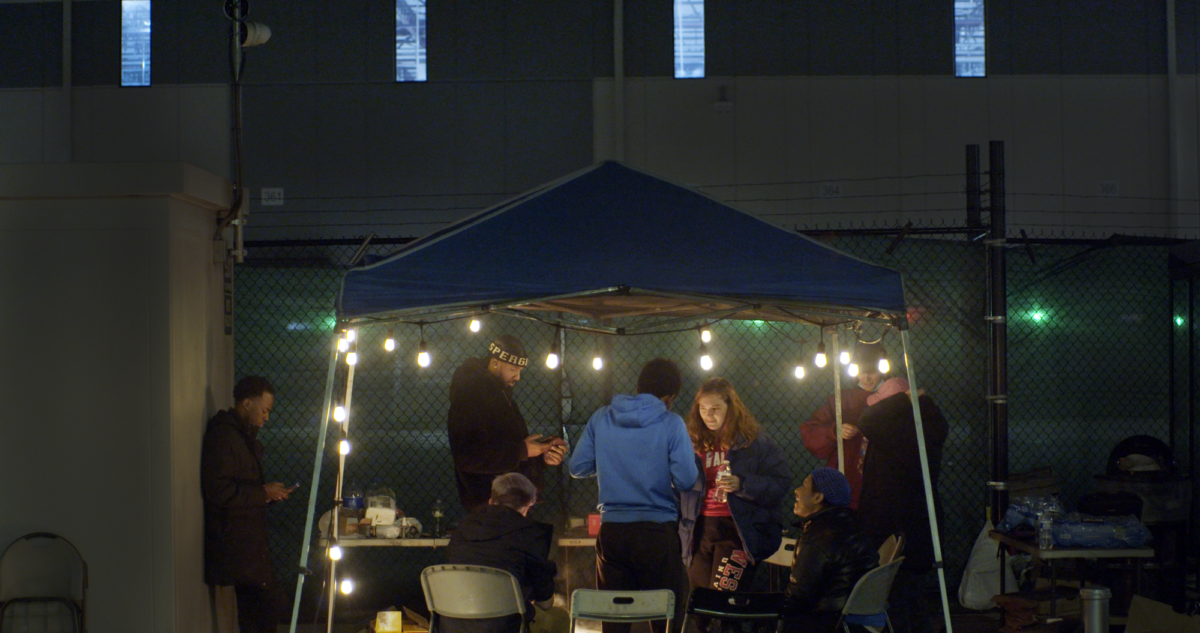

{"left": 333, "top": 406, "right": 347, "bottom": 423}
{"left": 469, "top": 318, "right": 481, "bottom": 333}
{"left": 339, "top": 439, "right": 351, "bottom": 455}
{"left": 546, "top": 329, "right": 561, "bottom": 369}
{"left": 839, "top": 350, "right": 850, "bottom": 365}
{"left": 345, "top": 329, "right": 356, "bottom": 343}
{"left": 384, "top": 329, "right": 395, "bottom": 352}
{"left": 794, "top": 364, "right": 806, "bottom": 379}
{"left": 700, "top": 326, "right": 712, "bottom": 344}
{"left": 329, "top": 545, "right": 342, "bottom": 560}
{"left": 346, "top": 351, "right": 358, "bottom": 366}
{"left": 699, "top": 342, "right": 713, "bottom": 371}
{"left": 848, "top": 363, "right": 860, "bottom": 377}
{"left": 592, "top": 354, "right": 603, "bottom": 371}
{"left": 878, "top": 358, "right": 890, "bottom": 373}
{"left": 417, "top": 325, "right": 431, "bottom": 368}
{"left": 339, "top": 578, "right": 354, "bottom": 595}
{"left": 338, "top": 337, "right": 349, "bottom": 353}
{"left": 814, "top": 342, "right": 827, "bottom": 368}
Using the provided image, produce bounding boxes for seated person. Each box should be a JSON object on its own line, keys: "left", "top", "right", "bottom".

{"left": 783, "top": 467, "right": 879, "bottom": 631}
{"left": 443, "top": 473, "right": 558, "bottom": 633}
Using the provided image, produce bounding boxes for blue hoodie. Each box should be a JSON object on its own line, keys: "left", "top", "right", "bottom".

{"left": 569, "top": 393, "right": 700, "bottom": 523}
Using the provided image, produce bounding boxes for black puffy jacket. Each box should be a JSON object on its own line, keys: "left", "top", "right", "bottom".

{"left": 784, "top": 506, "right": 878, "bottom": 615}
{"left": 201, "top": 410, "right": 274, "bottom": 586}
{"left": 446, "top": 504, "right": 557, "bottom": 604}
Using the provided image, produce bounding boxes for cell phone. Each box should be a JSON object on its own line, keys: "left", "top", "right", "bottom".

{"left": 534, "top": 435, "right": 558, "bottom": 444}
{"left": 289, "top": 482, "right": 302, "bottom": 489}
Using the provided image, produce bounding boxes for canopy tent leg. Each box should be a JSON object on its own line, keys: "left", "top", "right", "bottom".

{"left": 899, "top": 326, "right": 953, "bottom": 633}
{"left": 289, "top": 335, "right": 342, "bottom": 633}
{"left": 831, "top": 329, "right": 844, "bottom": 472}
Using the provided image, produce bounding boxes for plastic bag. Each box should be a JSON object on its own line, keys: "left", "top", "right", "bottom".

{"left": 1052, "top": 513, "right": 1151, "bottom": 548}
{"left": 958, "top": 520, "right": 1019, "bottom": 610}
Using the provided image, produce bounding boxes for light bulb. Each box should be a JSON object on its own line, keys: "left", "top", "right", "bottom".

{"left": 339, "top": 439, "right": 351, "bottom": 455}
{"left": 839, "top": 350, "right": 850, "bottom": 365}
{"left": 592, "top": 356, "right": 603, "bottom": 371}
{"left": 346, "top": 351, "right": 358, "bottom": 366}
{"left": 338, "top": 338, "right": 349, "bottom": 353}
{"left": 384, "top": 331, "right": 395, "bottom": 352}
{"left": 417, "top": 341, "right": 431, "bottom": 368}
{"left": 878, "top": 358, "right": 890, "bottom": 373}
{"left": 546, "top": 353, "right": 560, "bottom": 369}
{"left": 815, "top": 343, "right": 827, "bottom": 368}
{"left": 794, "top": 365, "right": 806, "bottom": 379}
{"left": 333, "top": 406, "right": 346, "bottom": 423}
{"left": 339, "top": 578, "right": 354, "bottom": 595}
{"left": 345, "top": 329, "right": 356, "bottom": 343}
{"left": 469, "top": 319, "right": 481, "bottom": 333}
{"left": 329, "top": 545, "right": 342, "bottom": 561}
{"left": 700, "top": 354, "right": 713, "bottom": 371}
{"left": 700, "top": 328, "right": 712, "bottom": 343}
{"left": 848, "top": 363, "right": 860, "bottom": 377}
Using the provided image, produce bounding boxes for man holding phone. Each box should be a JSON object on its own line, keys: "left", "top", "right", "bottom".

{"left": 448, "top": 335, "right": 568, "bottom": 512}
{"left": 201, "top": 376, "right": 294, "bottom": 633}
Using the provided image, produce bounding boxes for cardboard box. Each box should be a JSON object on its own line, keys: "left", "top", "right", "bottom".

{"left": 1126, "top": 595, "right": 1200, "bottom": 633}
{"left": 374, "top": 607, "right": 429, "bottom": 633}
{"left": 587, "top": 513, "right": 601, "bottom": 536}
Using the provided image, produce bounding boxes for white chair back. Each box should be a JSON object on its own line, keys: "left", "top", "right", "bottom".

{"left": 421, "top": 564, "right": 526, "bottom": 623}
{"left": 762, "top": 538, "right": 797, "bottom": 567}
{"left": 842, "top": 557, "right": 904, "bottom": 617}
{"left": 568, "top": 589, "right": 674, "bottom": 633}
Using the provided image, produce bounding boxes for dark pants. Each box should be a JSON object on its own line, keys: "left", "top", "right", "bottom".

{"left": 596, "top": 521, "right": 689, "bottom": 633}
{"left": 687, "top": 516, "right": 760, "bottom": 633}
{"left": 886, "top": 569, "right": 935, "bottom": 633}
{"left": 235, "top": 579, "right": 286, "bottom": 633}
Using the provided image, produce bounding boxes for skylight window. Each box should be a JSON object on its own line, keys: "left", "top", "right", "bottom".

{"left": 121, "top": 0, "right": 151, "bottom": 86}
{"left": 954, "top": 0, "right": 985, "bottom": 77}
{"left": 396, "top": 0, "right": 427, "bottom": 82}
{"left": 674, "top": 0, "right": 704, "bottom": 79}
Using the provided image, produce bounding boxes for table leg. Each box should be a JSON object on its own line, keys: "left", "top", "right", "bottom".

{"left": 1049, "top": 560, "right": 1057, "bottom": 620}
{"left": 999, "top": 547, "right": 1007, "bottom": 594}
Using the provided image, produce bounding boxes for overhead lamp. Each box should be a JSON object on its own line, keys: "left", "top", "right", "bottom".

{"left": 417, "top": 325, "right": 431, "bottom": 368}
{"left": 546, "top": 329, "right": 561, "bottom": 369}
{"left": 329, "top": 545, "right": 342, "bottom": 561}
{"left": 384, "top": 328, "right": 395, "bottom": 352}
{"left": 839, "top": 350, "right": 851, "bottom": 365}
{"left": 333, "top": 406, "right": 347, "bottom": 423}
{"left": 592, "top": 353, "right": 604, "bottom": 371}
{"left": 339, "top": 578, "right": 354, "bottom": 595}
{"left": 700, "top": 326, "right": 712, "bottom": 344}
{"left": 699, "top": 342, "right": 713, "bottom": 371}
{"left": 848, "top": 363, "right": 860, "bottom": 378}
{"left": 814, "top": 342, "right": 827, "bottom": 368}
{"left": 345, "top": 329, "right": 356, "bottom": 343}
{"left": 338, "top": 337, "right": 349, "bottom": 353}
{"left": 346, "top": 351, "right": 358, "bottom": 366}
{"left": 469, "top": 318, "right": 481, "bottom": 333}
{"left": 878, "top": 358, "right": 890, "bottom": 373}
{"left": 794, "top": 364, "right": 806, "bottom": 380}
{"left": 239, "top": 22, "right": 272, "bottom": 48}
{"left": 339, "top": 439, "right": 351, "bottom": 455}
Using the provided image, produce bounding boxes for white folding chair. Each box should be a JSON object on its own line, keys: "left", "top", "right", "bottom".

{"left": 763, "top": 537, "right": 797, "bottom": 591}
{"left": 876, "top": 534, "right": 904, "bottom": 566}
{"left": 421, "top": 564, "right": 527, "bottom": 633}
{"left": 838, "top": 557, "right": 905, "bottom": 633}
{"left": 568, "top": 589, "right": 675, "bottom": 633}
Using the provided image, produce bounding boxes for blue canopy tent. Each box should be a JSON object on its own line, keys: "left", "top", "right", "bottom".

{"left": 291, "top": 161, "right": 953, "bottom": 633}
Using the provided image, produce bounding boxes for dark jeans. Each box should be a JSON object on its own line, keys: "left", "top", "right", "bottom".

{"left": 596, "top": 521, "right": 689, "bottom": 633}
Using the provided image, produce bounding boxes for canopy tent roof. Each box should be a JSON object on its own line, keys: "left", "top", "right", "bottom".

{"left": 337, "top": 161, "right": 907, "bottom": 331}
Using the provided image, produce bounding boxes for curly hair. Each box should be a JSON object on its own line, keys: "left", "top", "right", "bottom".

{"left": 686, "top": 377, "right": 760, "bottom": 452}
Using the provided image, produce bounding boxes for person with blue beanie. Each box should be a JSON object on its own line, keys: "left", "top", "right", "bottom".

{"left": 569, "top": 358, "right": 699, "bottom": 633}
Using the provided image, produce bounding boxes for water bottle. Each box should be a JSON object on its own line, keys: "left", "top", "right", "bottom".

{"left": 713, "top": 461, "right": 731, "bottom": 503}
{"left": 343, "top": 480, "right": 364, "bottom": 516}
{"left": 431, "top": 499, "right": 445, "bottom": 537}
{"left": 1038, "top": 512, "right": 1054, "bottom": 550}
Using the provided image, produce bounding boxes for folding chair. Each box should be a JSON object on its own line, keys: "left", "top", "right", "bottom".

{"left": 0, "top": 532, "right": 87, "bottom": 633}
{"left": 762, "top": 538, "right": 797, "bottom": 591}
{"left": 876, "top": 534, "right": 904, "bottom": 566}
{"left": 836, "top": 557, "right": 905, "bottom": 633}
{"left": 421, "top": 564, "right": 527, "bottom": 633}
{"left": 568, "top": 589, "right": 675, "bottom": 633}
{"left": 681, "top": 588, "right": 785, "bottom": 633}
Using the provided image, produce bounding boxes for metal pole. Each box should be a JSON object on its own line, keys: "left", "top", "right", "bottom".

{"left": 966, "top": 144, "right": 981, "bottom": 232}
{"left": 326, "top": 339, "right": 358, "bottom": 633}
{"left": 288, "top": 335, "right": 341, "bottom": 633}
{"left": 899, "top": 327, "right": 953, "bottom": 633}
{"left": 987, "top": 140, "right": 1010, "bottom": 524}
{"left": 831, "top": 330, "right": 845, "bottom": 472}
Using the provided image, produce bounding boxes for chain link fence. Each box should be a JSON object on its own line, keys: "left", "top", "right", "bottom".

{"left": 233, "top": 232, "right": 1179, "bottom": 623}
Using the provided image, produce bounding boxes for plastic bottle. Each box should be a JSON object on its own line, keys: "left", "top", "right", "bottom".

{"left": 713, "top": 461, "right": 732, "bottom": 503}
{"left": 343, "top": 480, "right": 364, "bottom": 517}
{"left": 1038, "top": 512, "right": 1054, "bottom": 550}
{"left": 431, "top": 499, "right": 445, "bottom": 537}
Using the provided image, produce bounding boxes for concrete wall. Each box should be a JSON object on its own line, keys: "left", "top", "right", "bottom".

{"left": 0, "top": 162, "right": 234, "bottom": 633}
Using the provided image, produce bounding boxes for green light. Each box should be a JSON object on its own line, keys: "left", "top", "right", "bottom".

{"left": 1176, "top": 316, "right": 1186, "bottom": 327}
{"left": 750, "top": 320, "right": 766, "bottom": 327}
{"left": 322, "top": 315, "right": 337, "bottom": 331}
{"left": 1030, "top": 311, "right": 1045, "bottom": 322}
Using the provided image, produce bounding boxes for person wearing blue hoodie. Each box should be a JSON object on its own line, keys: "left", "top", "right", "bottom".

{"left": 569, "top": 358, "right": 699, "bottom": 633}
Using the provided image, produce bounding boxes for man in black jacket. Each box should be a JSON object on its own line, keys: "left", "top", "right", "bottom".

{"left": 447, "top": 335, "right": 567, "bottom": 511}
{"left": 444, "top": 472, "right": 558, "bottom": 633}
{"left": 783, "top": 467, "right": 878, "bottom": 631}
{"left": 202, "top": 376, "right": 296, "bottom": 633}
